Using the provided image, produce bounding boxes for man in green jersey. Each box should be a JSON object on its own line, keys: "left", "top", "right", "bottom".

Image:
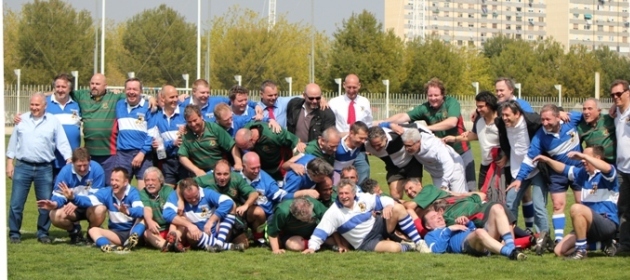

{"left": 577, "top": 98, "right": 616, "bottom": 164}
{"left": 139, "top": 167, "right": 182, "bottom": 252}
{"left": 303, "top": 127, "right": 340, "bottom": 166}
{"left": 179, "top": 105, "right": 243, "bottom": 176}
{"left": 234, "top": 122, "right": 305, "bottom": 181}
{"left": 195, "top": 160, "right": 261, "bottom": 247}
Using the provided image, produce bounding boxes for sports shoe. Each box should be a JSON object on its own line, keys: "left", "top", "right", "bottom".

{"left": 231, "top": 243, "right": 246, "bottom": 252}
{"left": 548, "top": 239, "right": 559, "bottom": 253}
{"left": 123, "top": 233, "right": 139, "bottom": 250}
{"left": 37, "top": 236, "right": 52, "bottom": 244}
{"left": 509, "top": 249, "right": 527, "bottom": 261}
{"left": 69, "top": 232, "right": 86, "bottom": 245}
{"left": 603, "top": 240, "right": 619, "bottom": 257}
{"left": 415, "top": 240, "right": 432, "bottom": 253}
{"left": 9, "top": 236, "right": 21, "bottom": 244}
{"left": 100, "top": 244, "right": 127, "bottom": 253}
{"left": 205, "top": 244, "right": 223, "bottom": 253}
{"left": 564, "top": 249, "right": 587, "bottom": 260}
{"left": 535, "top": 231, "right": 550, "bottom": 255}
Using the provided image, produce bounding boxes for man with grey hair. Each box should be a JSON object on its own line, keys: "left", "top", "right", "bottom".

{"left": 138, "top": 167, "right": 181, "bottom": 251}
{"left": 576, "top": 98, "right": 616, "bottom": 165}
{"left": 283, "top": 155, "right": 334, "bottom": 194}
{"left": 267, "top": 197, "right": 331, "bottom": 254}
{"left": 287, "top": 83, "right": 336, "bottom": 143}
{"left": 7, "top": 92, "right": 73, "bottom": 244}
{"left": 401, "top": 129, "right": 467, "bottom": 194}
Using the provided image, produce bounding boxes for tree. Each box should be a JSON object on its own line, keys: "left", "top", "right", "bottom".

{"left": 209, "top": 6, "right": 321, "bottom": 93}
{"left": 402, "top": 36, "right": 464, "bottom": 94}
{"left": 15, "top": 0, "right": 95, "bottom": 85}
{"left": 482, "top": 34, "right": 516, "bottom": 58}
{"left": 3, "top": 9, "right": 21, "bottom": 83}
{"left": 325, "top": 10, "right": 405, "bottom": 93}
{"left": 557, "top": 45, "right": 602, "bottom": 99}
{"left": 118, "top": 4, "right": 196, "bottom": 87}
{"left": 593, "top": 46, "right": 630, "bottom": 96}
{"left": 457, "top": 47, "right": 494, "bottom": 95}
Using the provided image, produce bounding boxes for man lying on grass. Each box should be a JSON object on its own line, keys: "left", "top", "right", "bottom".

{"left": 423, "top": 209, "right": 527, "bottom": 260}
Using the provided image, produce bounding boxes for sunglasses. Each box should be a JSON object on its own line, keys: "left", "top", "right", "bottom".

{"left": 307, "top": 96, "right": 322, "bottom": 101}
{"left": 611, "top": 90, "right": 627, "bottom": 98}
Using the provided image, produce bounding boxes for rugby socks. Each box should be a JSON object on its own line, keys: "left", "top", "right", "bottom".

{"left": 218, "top": 214, "right": 236, "bottom": 249}
{"left": 95, "top": 237, "right": 111, "bottom": 247}
{"left": 130, "top": 223, "right": 146, "bottom": 237}
{"left": 575, "top": 238, "right": 587, "bottom": 252}
{"left": 588, "top": 242, "right": 602, "bottom": 251}
{"left": 197, "top": 232, "right": 216, "bottom": 248}
{"left": 399, "top": 215, "right": 422, "bottom": 243}
{"left": 522, "top": 201, "right": 534, "bottom": 229}
{"left": 413, "top": 218, "right": 428, "bottom": 238}
{"left": 501, "top": 232, "right": 515, "bottom": 249}
{"left": 552, "top": 214, "right": 566, "bottom": 242}
{"left": 514, "top": 236, "right": 532, "bottom": 249}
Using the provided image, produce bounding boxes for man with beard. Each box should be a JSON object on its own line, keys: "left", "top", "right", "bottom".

{"left": 138, "top": 167, "right": 181, "bottom": 252}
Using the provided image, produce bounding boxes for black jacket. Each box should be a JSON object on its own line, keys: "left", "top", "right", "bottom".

{"left": 495, "top": 112, "right": 541, "bottom": 158}
{"left": 286, "top": 98, "right": 336, "bottom": 142}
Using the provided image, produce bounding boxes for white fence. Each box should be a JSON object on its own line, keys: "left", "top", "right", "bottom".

{"left": 3, "top": 84, "right": 615, "bottom": 127}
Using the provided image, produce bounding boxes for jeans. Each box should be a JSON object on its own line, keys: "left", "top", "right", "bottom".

{"left": 9, "top": 160, "right": 54, "bottom": 239}
{"left": 505, "top": 173, "right": 549, "bottom": 232}
{"left": 354, "top": 152, "right": 370, "bottom": 186}
{"left": 618, "top": 171, "right": 630, "bottom": 249}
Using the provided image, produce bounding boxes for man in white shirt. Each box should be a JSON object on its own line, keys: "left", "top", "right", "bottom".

{"left": 610, "top": 79, "right": 630, "bottom": 253}
{"left": 328, "top": 74, "right": 373, "bottom": 185}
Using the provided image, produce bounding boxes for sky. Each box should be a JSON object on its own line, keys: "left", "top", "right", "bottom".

{"left": 5, "top": 0, "right": 385, "bottom": 35}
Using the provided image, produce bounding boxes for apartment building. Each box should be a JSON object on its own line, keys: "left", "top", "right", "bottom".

{"left": 384, "top": 0, "right": 630, "bottom": 54}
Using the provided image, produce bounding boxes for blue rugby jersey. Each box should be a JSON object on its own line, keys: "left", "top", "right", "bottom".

{"left": 241, "top": 170, "right": 292, "bottom": 216}
{"left": 162, "top": 188, "right": 234, "bottom": 230}
{"left": 283, "top": 154, "right": 318, "bottom": 194}
{"left": 46, "top": 95, "right": 81, "bottom": 168}
{"left": 565, "top": 164, "right": 620, "bottom": 225}
{"left": 51, "top": 160, "right": 105, "bottom": 208}
{"left": 72, "top": 185, "right": 144, "bottom": 231}
{"left": 115, "top": 98, "right": 153, "bottom": 153}
{"left": 150, "top": 106, "right": 187, "bottom": 157}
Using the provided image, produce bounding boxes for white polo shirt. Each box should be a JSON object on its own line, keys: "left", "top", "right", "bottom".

{"left": 615, "top": 106, "right": 630, "bottom": 173}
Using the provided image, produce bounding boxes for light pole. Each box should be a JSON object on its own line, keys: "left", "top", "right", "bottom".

{"left": 127, "top": 72, "right": 135, "bottom": 79}
{"left": 515, "top": 83, "right": 522, "bottom": 99}
{"left": 382, "top": 79, "right": 390, "bottom": 118}
{"left": 285, "top": 77, "right": 293, "bottom": 95}
{"left": 555, "top": 84, "right": 562, "bottom": 108}
{"left": 234, "top": 75, "right": 242, "bottom": 86}
{"left": 182, "top": 73, "right": 190, "bottom": 92}
{"left": 197, "top": 0, "right": 201, "bottom": 79}
{"left": 472, "top": 81, "right": 479, "bottom": 95}
{"left": 14, "top": 69, "right": 21, "bottom": 114}
{"left": 100, "top": 0, "right": 105, "bottom": 74}
{"left": 334, "top": 78, "right": 342, "bottom": 96}
{"left": 71, "top": 71, "right": 79, "bottom": 91}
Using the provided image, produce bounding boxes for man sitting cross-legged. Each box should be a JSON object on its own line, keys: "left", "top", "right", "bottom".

{"left": 423, "top": 209, "right": 527, "bottom": 260}
{"left": 37, "top": 147, "right": 107, "bottom": 245}
{"left": 303, "top": 179, "right": 430, "bottom": 253}
{"left": 534, "top": 146, "right": 620, "bottom": 260}
{"left": 44, "top": 167, "right": 146, "bottom": 252}
{"left": 163, "top": 178, "right": 245, "bottom": 252}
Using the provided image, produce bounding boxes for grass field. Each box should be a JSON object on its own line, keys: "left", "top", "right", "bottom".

{"left": 6, "top": 142, "right": 630, "bottom": 280}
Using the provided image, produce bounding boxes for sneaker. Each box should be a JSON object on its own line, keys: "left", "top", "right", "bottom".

{"left": 415, "top": 240, "right": 432, "bottom": 253}
{"left": 69, "top": 232, "right": 86, "bottom": 245}
{"left": 231, "top": 243, "right": 246, "bottom": 252}
{"left": 603, "top": 240, "right": 619, "bottom": 257}
{"left": 564, "top": 249, "right": 587, "bottom": 260}
{"left": 9, "top": 236, "right": 21, "bottom": 244}
{"left": 205, "top": 244, "right": 223, "bottom": 253}
{"left": 100, "top": 244, "right": 127, "bottom": 253}
{"left": 509, "top": 249, "right": 527, "bottom": 261}
{"left": 123, "top": 233, "right": 139, "bottom": 250}
{"left": 37, "top": 236, "right": 52, "bottom": 244}
{"left": 535, "top": 231, "right": 550, "bottom": 255}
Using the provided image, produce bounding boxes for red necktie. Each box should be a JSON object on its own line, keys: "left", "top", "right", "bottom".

{"left": 347, "top": 100, "right": 356, "bottom": 125}
{"left": 267, "top": 106, "right": 276, "bottom": 120}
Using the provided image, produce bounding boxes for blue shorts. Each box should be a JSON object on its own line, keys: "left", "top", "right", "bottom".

{"left": 115, "top": 150, "right": 153, "bottom": 180}
{"left": 549, "top": 172, "right": 581, "bottom": 194}
{"left": 160, "top": 156, "right": 189, "bottom": 185}
{"left": 92, "top": 155, "right": 117, "bottom": 184}
{"left": 449, "top": 230, "right": 472, "bottom": 254}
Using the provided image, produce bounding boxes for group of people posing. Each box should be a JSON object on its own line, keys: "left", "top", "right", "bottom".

{"left": 6, "top": 72, "right": 629, "bottom": 261}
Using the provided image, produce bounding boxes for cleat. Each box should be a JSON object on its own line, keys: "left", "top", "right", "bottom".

{"left": 535, "top": 231, "right": 550, "bottom": 256}
{"left": 124, "top": 233, "right": 139, "bottom": 250}
{"left": 603, "top": 240, "right": 619, "bottom": 257}
{"left": 167, "top": 232, "right": 186, "bottom": 253}
{"left": 205, "top": 244, "right": 223, "bottom": 253}
{"left": 564, "top": 249, "right": 587, "bottom": 260}
{"left": 548, "top": 239, "right": 559, "bottom": 253}
{"left": 415, "top": 240, "right": 432, "bottom": 253}
{"left": 509, "top": 249, "right": 527, "bottom": 261}
{"left": 69, "top": 231, "right": 86, "bottom": 245}
{"left": 231, "top": 243, "right": 246, "bottom": 252}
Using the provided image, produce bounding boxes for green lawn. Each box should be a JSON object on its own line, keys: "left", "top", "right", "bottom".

{"left": 7, "top": 142, "right": 630, "bottom": 280}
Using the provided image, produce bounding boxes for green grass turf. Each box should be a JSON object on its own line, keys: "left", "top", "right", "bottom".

{"left": 6, "top": 141, "right": 630, "bottom": 279}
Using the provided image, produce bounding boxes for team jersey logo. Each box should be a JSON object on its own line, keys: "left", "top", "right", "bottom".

{"left": 603, "top": 129, "right": 609, "bottom": 136}
{"left": 208, "top": 138, "right": 217, "bottom": 147}
{"left": 101, "top": 102, "right": 108, "bottom": 109}
{"left": 200, "top": 206, "right": 209, "bottom": 217}
{"left": 86, "top": 179, "right": 93, "bottom": 190}
{"left": 136, "top": 113, "right": 145, "bottom": 124}
{"left": 256, "top": 190, "right": 268, "bottom": 205}
{"left": 229, "top": 188, "right": 238, "bottom": 198}
{"left": 590, "top": 183, "right": 598, "bottom": 195}
{"left": 206, "top": 113, "right": 214, "bottom": 119}
{"left": 262, "top": 145, "right": 271, "bottom": 153}
{"left": 71, "top": 109, "right": 79, "bottom": 119}
{"left": 358, "top": 202, "right": 366, "bottom": 212}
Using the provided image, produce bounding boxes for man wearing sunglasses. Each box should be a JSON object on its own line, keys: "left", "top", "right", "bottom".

{"left": 286, "top": 83, "right": 336, "bottom": 143}
{"left": 610, "top": 79, "right": 630, "bottom": 254}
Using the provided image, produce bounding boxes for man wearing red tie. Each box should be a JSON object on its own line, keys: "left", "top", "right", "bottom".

{"left": 328, "top": 74, "right": 373, "bottom": 185}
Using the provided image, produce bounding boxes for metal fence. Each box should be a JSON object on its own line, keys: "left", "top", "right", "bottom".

{"left": 3, "top": 84, "right": 615, "bottom": 127}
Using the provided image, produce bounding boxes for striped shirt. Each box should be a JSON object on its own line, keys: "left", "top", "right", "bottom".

{"left": 71, "top": 185, "right": 144, "bottom": 231}
{"left": 47, "top": 95, "right": 81, "bottom": 168}
{"left": 115, "top": 98, "right": 153, "bottom": 153}
{"left": 163, "top": 188, "right": 234, "bottom": 230}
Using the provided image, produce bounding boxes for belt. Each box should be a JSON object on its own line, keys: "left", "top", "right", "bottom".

{"left": 17, "top": 159, "right": 52, "bottom": 166}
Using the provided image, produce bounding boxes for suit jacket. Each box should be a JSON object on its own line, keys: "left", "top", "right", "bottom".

{"left": 286, "top": 98, "right": 336, "bottom": 142}
{"left": 494, "top": 112, "right": 541, "bottom": 159}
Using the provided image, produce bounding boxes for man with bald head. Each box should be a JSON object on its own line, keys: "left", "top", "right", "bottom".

{"left": 151, "top": 85, "right": 188, "bottom": 185}
{"left": 576, "top": 98, "right": 616, "bottom": 165}
{"left": 286, "top": 83, "right": 336, "bottom": 143}
{"left": 328, "top": 74, "right": 373, "bottom": 185}
{"left": 7, "top": 93, "right": 73, "bottom": 244}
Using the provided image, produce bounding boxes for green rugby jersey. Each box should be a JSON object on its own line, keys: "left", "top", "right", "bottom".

{"left": 577, "top": 115, "right": 616, "bottom": 164}
{"left": 244, "top": 122, "right": 299, "bottom": 180}
{"left": 304, "top": 140, "right": 335, "bottom": 166}
{"left": 267, "top": 197, "right": 328, "bottom": 238}
{"left": 139, "top": 185, "right": 174, "bottom": 230}
{"left": 194, "top": 172, "right": 255, "bottom": 205}
{"left": 179, "top": 122, "right": 235, "bottom": 172}
{"left": 71, "top": 90, "right": 124, "bottom": 156}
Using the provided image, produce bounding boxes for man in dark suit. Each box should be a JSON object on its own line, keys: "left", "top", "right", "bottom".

{"left": 286, "top": 83, "right": 336, "bottom": 143}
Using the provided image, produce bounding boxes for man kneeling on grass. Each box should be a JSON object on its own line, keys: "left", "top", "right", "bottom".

{"left": 423, "top": 209, "right": 526, "bottom": 260}
{"left": 533, "top": 146, "right": 620, "bottom": 260}
{"left": 162, "top": 178, "right": 245, "bottom": 252}
{"left": 50, "top": 167, "right": 146, "bottom": 252}
{"left": 303, "top": 179, "right": 430, "bottom": 254}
